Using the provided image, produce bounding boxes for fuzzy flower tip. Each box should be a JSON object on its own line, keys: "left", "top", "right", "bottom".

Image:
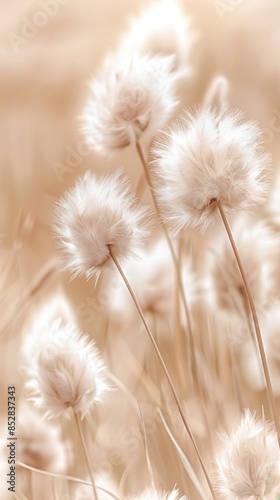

{"left": 24, "top": 319, "right": 110, "bottom": 418}
{"left": 53, "top": 170, "right": 149, "bottom": 280}
{"left": 215, "top": 410, "right": 280, "bottom": 499}
{"left": 152, "top": 108, "right": 270, "bottom": 233}
{"left": 81, "top": 52, "right": 178, "bottom": 154}
{"left": 127, "top": 487, "right": 186, "bottom": 500}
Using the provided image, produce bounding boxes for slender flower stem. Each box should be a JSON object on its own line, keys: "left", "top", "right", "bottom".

{"left": 73, "top": 410, "right": 98, "bottom": 500}
{"left": 1, "top": 259, "right": 59, "bottom": 336}
{"left": 138, "top": 403, "right": 156, "bottom": 491}
{"left": 108, "top": 246, "right": 217, "bottom": 500}
{"left": 18, "top": 462, "right": 120, "bottom": 499}
{"left": 135, "top": 142, "right": 199, "bottom": 393}
{"left": 217, "top": 200, "right": 280, "bottom": 443}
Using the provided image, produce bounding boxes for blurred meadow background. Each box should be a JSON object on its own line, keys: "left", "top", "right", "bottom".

{"left": 1, "top": 0, "right": 280, "bottom": 499}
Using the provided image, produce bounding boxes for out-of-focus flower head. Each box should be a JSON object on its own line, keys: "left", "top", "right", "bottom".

{"left": 210, "top": 218, "right": 276, "bottom": 317}
{"left": 17, "top": 404, "right": 69, "bottom": 472}
{"left": 242, "top": 306, "right": 280, "bottom": 395}
{"left": 82, "top": 52, "right": 178, "bottom": 154}
{"left": 109, "top": 238, "right": 197, "bottom": 326}
{"left": 119, "top": 0, "right": 195, "bottom": 76}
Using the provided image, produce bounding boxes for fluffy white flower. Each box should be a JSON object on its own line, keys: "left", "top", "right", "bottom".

{"left": 53, "top": 170, "right": 149, "bottom": 280}
{"left": 127, "top": 487, "right": 186, "bottom": 500}
{"left": 24, "top": 319, "right": 110, "bottom": 418}
{"left": 152, "top": 108, "right": 270, "bottom": 232}
{"left": 82, "top": 52, "right": 178, "bottom": 153}
{"left": 215, "top": 410, "right": 280, "bottom": 499}
{"left": 119, "top": 0, "right": 195, "bottom": 75}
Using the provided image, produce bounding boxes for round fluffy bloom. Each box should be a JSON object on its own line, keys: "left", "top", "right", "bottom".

{"left": 82, "top": 52, "right": 178, "bottom": 153}
{"left": 127, "top": 487, "right": 186, "bottom": 500}
{"left": 215, "top": 410, "right": 280, "bottom": 499}
{"left": 17, "top": 405, "right": 69, "bottom": 472}
{"left": 152, "top": 108, "right": 270, "bottom": 233}
{"left": 24, "top": 319, "right": 110, "bottom": 418}
{"left": 119, "top": 0, "right": 195, "bottom": 75}
{"left": 53, "top": 170, "right": 149, "bottom": 280}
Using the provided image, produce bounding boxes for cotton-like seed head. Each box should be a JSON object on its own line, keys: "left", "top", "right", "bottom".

{"left": 215, "top": 410, "right": 280, "bottom": 499}
{"left": 119, "top": 0, "right": 195, "bottom": 75}
{"left": 127, "top": 487, "right": 186, "bottom": 500}
{"left": 81, "top": 53, "right": 178, "bottom": 154}
{"left": 24, "top": 319, "right": 110, "bottom": 418}
{"left": 53, "top": 170, "right": 149, "bottom": 280}
{"left": 152, "top": 108, "right": 270, "bottom": 233}
{"left": 17, "top": 405, "right": 69, "bottom": 472}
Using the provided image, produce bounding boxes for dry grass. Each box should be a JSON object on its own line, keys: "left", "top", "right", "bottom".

{"left": 1, "top": 1, "right": 280, "bottom": 499}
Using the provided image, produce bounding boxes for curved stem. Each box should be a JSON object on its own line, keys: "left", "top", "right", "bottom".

{"left": 109, "top": 247, "right": 217, "bottom": 499}
{"left": 158, "top": 409, "right": 205, "bottom": 500}
{"left": 217, "top": 200, "right": 280, "bottom": 442}
{"left": 138, "top": 403, "right": 156, "bottom": 491}
{"left": 17, "top": 462, "right": 119, "bottom": 499}
{"left": 1, "top": 259, "right": 58, "bottom": 336}
{"left": 135, "top": 142, "right": 199, "bottom": 392}
{"left": 73, "top": 409, "right": 98, "bottom": 500}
